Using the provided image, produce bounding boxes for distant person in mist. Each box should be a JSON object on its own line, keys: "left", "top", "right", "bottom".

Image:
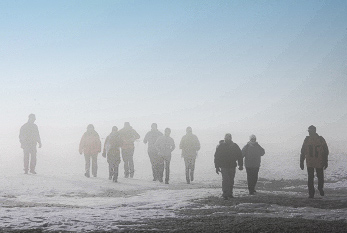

{"left": 242, "top": 135, "right": 265, "bottom": 195}
{"left": 143, "top": 123, "right": 163, "bottom": 181}
{"left": 300, "top": 125, "right": 329, "bottom": 198}
{"left": 79, "top": 124, "right": 101, "bottom": 178}
{"left": 19, "top": 114, "right": 42, "bottom": 174}
{"left": 155, "top": 128, "right": 175, "bottom": 184}
{"left": 179, "top": 127, "right": 200, "bottom": 184}
{"left": 102, "top": 126, "right": 122, "bottom": 182}
{"left": 214, "top": 133, "right": 243, "bottom": 200}
{"left": 118, "top": 122, "right": 140, "bottom": 178}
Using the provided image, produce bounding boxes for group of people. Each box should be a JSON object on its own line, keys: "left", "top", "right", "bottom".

{"left": 19, "top": 114, "right": 329, "bottom": 199}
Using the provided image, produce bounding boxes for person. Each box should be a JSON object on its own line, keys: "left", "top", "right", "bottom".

{"left": 143, "top": 123, "right": 163, "bottom": 181}
{"left": 118, "top": 122, "right": 140, "bottom": 178}
{"left": 19, "top": 114, "right": 42, "bottom": 174}
{"left": 214, "top": 133, "right": 243, "bottom": 200}
{"left": 102, "top": 126, "right": 122, "bottom": 182}
{"left": 179, "top": 127, "right": 200, "bottom": 184}
{"left": 242, "top": 135, "right": 265, "bottom": 195}
{"left": 79, "top": 124, "right": 101, "bottom": 178}
{"left": 300, "top": 125, "right": 329, "bottom": 198}
{"left": 155, "top": 128, "right": 175, "bottom": 184}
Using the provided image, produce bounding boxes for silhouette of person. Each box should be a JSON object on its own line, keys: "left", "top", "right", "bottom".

{"left": 214, "top": 133, "right": 243, "bottom": 199}
{"left": 102, "top": 126, "right": 122, "bottom": 182}
{"left": 118, "top": 122, "right": 140, "bottom": 178}
{"left": 79, "top": 124, "right": 101, "bottom": 178}
{"left": 242, "top": 135, "right": 265, "bottom": 195}
{"left": 143, "top": 123, "right": 163, "bottom": 181}
{"left": 19, "top": 114, "right": 42, "bottom": 174}
{"left": 300, "top": 125, "right": 329, "bottom": 198}
{"left": 179, "top": 127, "right": 200, "bottom": 184}
{"left": 155, "top": 128, "right": 175, "bottom": 184}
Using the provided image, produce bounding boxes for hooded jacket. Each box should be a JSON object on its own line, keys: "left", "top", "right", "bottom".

{"left": 300, "top": 133, "right": 329, "bottom": 168}
{"left": 79, "top": 130, "right": 101, "bottom": 155}
{"left": 214, "top": 140, "right": 243, "bottom": 169}
{"left": 242, "top": 142, "right": 265, "bottom": 168}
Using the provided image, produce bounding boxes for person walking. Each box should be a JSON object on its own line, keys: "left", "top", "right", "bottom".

{"left": 155, "top": 128, "right": 175, "bottom": 184}
{"left": 118, "top": 122, "right": 140, "bottom": 178}
{"left": 143, "top": 123, "right": 163, "bottom": 181}
{"left": 300, "top": 125, "right": 329, "bottom": 198}
{"left": 179, "top": 127, "right": 200, "bottom": 184}
{"left": 102, "top": 126, "right": 122, "bottom": 182}
{"left": 242, "top": 135, "right": 265, "bottom": 195}
{"left": 214, "top": 133, "right": 243, "bottom": 200}
{"left": 79, "top": 124, "right": 101, "bottom": 178}
{"left": 19, "top": 114, "right": 42, "bottom": 174}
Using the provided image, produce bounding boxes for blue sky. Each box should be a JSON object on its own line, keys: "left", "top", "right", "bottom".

{"left": 0, "top": 0, "right": 346, "bottom": 149}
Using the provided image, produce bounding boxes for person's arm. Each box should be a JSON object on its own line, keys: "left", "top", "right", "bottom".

{"left": 195, "top": 136, "right": 201, "bottom": 151}
{"left": 214, "top": 145, "right": 221, "bottom": 174}
{"left": 320, "top": 136, "right": 329, "bottom": 169}
{"left": 179, "top": 137, "right": 183, "bottom": 150}
{"left": 134, "top": 130, "right": 140, "bottom": 140}
{"left": 236, "top": 145, "right": 243, "bottom": 170}
{"left": 79, "top": 134, "right": 85, "bottom": 155}
{"left": 102, "top": 136, "right": 109, "bottom": 157}
{"left": 241, "top": 144, "right": 248, "bottom": 158}
{"left": 300, "top": 138, "right": 307, "bottom": 170}
{"left": 35, "top": 125, "right": 42, "bottom": 148}
{"left": 143, "top": 133, "right": 148, "bottom": 144}
{"left": 171, "top": 139, "right": 175, "bottom": 152}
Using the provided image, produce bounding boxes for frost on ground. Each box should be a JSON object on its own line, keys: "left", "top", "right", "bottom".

{"left": 0, "top": 153, "right": 346, "bottom": 232}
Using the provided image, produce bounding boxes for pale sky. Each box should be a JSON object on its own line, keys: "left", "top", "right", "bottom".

{"left": 1, "top": 0, "right": 346, "bottom": 155}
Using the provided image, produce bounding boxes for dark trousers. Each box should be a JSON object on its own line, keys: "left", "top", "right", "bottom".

{"left": 148, "top": 150, "right": 160, "bottom": 180}
{"left": 23, "top": 148, "right": 37, "bottom": 172}
{"left": 307, "top": 167, "right": 324, "bottom": 197}
{"left": 221, "top": 167, "right": 236, "bottom": 198}
{"left": 184, "top": 157, "right": 196, "bottom": 182}
{"left": 246, "top": 167, "right": 260, "bottom": 193}
{"left": 158, "top": 155, "right": 171, "bottom": 182}
{"left": 121, "top": 148, "right": 135, "bottom": 177}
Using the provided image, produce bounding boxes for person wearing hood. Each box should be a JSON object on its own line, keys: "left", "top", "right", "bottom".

{"left": 102, "top": 126, "right": 122, "bottom": 182}
{"left": 143, "top": 123, "right": 163, "bottom": 181}
{"left": 179, "top": 127, "right": 200, "bottom": 184}
{"left": 155, "top": 128, "right": 175, "bottom": 184}
{"left": 19, "top": 114, "right": 42, "bottom": 174}
{"left": 214, "top": 133, "right": 243, "bottom": 200}
{"left": 242, "top": 135, "right": 265, "bottom": 195}
{"left": 300, "top": 125, "right": 329, "bottom": 198}
{"left": 79, "top": 124, "right": 101, "bottom": 178}
{"left": 118, "top": 122, "right": 140, "bottom": 178}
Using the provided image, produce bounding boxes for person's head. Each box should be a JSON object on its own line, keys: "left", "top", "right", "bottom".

{"left": 186, "top": 126, "right": 192, "bottom": 134}
{"left": 87, "top": 124, "right": 94, "bottom": 132}
{"left": 249, "top": 134, "right": 256, "bottom": 142}
{"left": 224, "top": 133, "right": 232, "bottom": 142}
{"left": 28, "top": 114, "right": 36, "bottom": 123}
{"left": 112, "top": 126, "right": 118, "bottom": 132}
{"left": 164, "top": 128, "right": 171, "bottom": 136}
{"left": 308, "top": 125, "right": 316, "bottom": 136}
{"left": 151, "top": 123, "right": 158, "bottom": 130}
{"left": 124, "top": 122, "right": 131, "bottom": 128}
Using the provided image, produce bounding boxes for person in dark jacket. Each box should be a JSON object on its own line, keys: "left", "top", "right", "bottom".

{"left": 118, "top": 122, "right": 140, "bottom": 178}
{"left": 214, "top": 133, "right": 243, "bottom": 199}
{"left": 179, "top": 127, "right": 200, "bottom": 184}
{"left": 155, "top": 128, "right": 175, "bottom": 184}
{"left": 79, "top": 124, "right": 101, "bottom": 178}
{"left": 102, "top": 126, "right": 122, "bottom": 182}
{"left": 143, "top": 123, "right": 163, "bottom": 181}
{"left": 19, "top": 114, "right": 42, "bottom": 174}
{"left": 242, "top": 135, "right": 265, "bottom": 195}
{"left": 300, "top": 125, "right": 329, "bottom": 198}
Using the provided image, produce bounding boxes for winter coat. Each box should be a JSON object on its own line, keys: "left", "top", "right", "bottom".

{"left": 214, "top": 140, "right": 243, "bottom": 169}
{"left": 79, "top": 130, "right": 101, "bottom": 155}
{"left": 118, "top": 126, "right": 140, "bottom": 150}
{"left": 242, "top": 142, "right": 265, "bottom": 168}
{"left": 19, "top": 122, "right": 41, "bottom": 149}
{"left": 300, "top": 133, "right": 329, "bottom": 168}
{"left": 155, "top": 135, "right": 175, "bottom": 157}
{"left": 103, "top": 132, "right": 122, "bottom": 164}
{"left": 143, "top": 130, "right": 163, "bottom": 153}
{"left": 179, "top": 133, "right": 200, "bottom": 158}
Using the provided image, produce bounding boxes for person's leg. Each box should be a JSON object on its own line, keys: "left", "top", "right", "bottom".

{"left": 23, "top": 149, "right": 30, "bottom": 174}
{"left": 127, "top": 148, "right": 135, "bottom": 178}
{"left": 246, "top": 167, "right": 253, "bottom": 194}
{"left": 91, "top": 154, "right": 98, "bottom": 177}
{"left": 221, "top": 168, "right": 231, "bottom": 199}
{"left": 164, "top": 156, "right": 171, "bottom": 184}
{"left": 108, "top": 163, "right": 113, "bottom": 180}
{"left": 122, "top": 149, "right": 130, "bottom": 178}
{"left": 149, "top": 150, "right": 156, "bottom": 180}
{"left": 184, "top": 157, "right": 190, "bottom": 183}
{"left": 190, "top": 157, "right": 196, "bottom": 182}
{"left": 113, "top": 160, "right": 120, "bottom": 182}
{"left": 229, "top": 167, "right": 236, "bottom": 197}
{"left": 307, "top": 167, "right": 315, "bottom": 198}
{"left": 84, "top": 154, "right": 91, "bottom": 177}
{"left": 29, "top": 148, "right": 37, "bottom": 173}
{"left": 316, "top": 168, "right": 324, "bottom": 196}
{"left": 253, "top": 167, "right": 260, "bottom": 192}
{"left": 157, "top": 155, "right": 164, "bottom": 182}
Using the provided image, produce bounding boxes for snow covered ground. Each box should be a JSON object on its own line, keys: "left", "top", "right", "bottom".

{"left": 0, "top": 144, "right": 346, "bottom": 231}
